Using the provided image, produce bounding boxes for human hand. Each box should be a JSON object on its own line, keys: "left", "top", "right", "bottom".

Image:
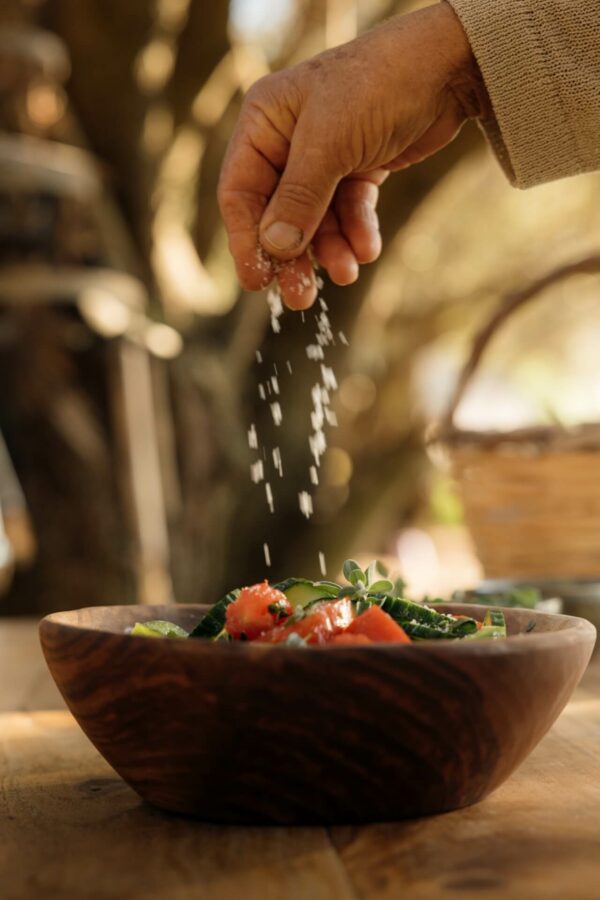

{"left": 218, "top": 1, "right": 488, "bottom": 309}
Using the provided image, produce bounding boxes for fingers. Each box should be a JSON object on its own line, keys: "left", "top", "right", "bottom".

{"left": 335, "top": 177, "right": 383, "bottom": 265}
{"left": 259, "top": 112, "right": 344, "bottom": 260}
{"left": 312, "top": 210, "right": 359, "bottom": 286}
{"left": 276, "top": 253, "right": 317, "bottom": 310}
{"left": 218, "top": 100, "right": 289, "bottom": 291}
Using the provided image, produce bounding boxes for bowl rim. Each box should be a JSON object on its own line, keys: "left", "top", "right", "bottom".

{"left": 39, "top": 602, "right": 597, "bottom": 657}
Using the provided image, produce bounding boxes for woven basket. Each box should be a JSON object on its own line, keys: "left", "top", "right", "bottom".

{"left": 434, "top": 254, "right": 600, "bottom": 580}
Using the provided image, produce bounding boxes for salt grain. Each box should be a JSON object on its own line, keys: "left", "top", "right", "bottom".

{"left": 258, "top": 384, "right": 266, "bottom": 400}
{"left": 271, "top": 376, "right": 280, "bottom": 395}
{"left": 318, "top": 552, "right": 327, "bottom": 576}
{"left": 310, "top": 466, "right": 319, "bottom": 485}
{"left": 264, "top": 543, "right": 271, "bottom": 567}
{"left": 256, "top": 350, "right": 263, "bottom": 363}
{"left": 265, "top": 482, "right": 274, "bottom": 513}
{"left": 270, "top": 402, "right": 283, "bottom": 426}
{"left": 286, "top": 360, "right": 293, "bottom": 374}
{"left": 298, "top": 491, "right": 313, "bottom": 519}
{"left": 272, "top": 447, "right": 283, "bottom": 477}
{"left": 338, "top": 331, "right": 349, "bottom": 346}
{"left": 248, "top": 424, "right": 258, "bottom": 449}
{"left": 250, "top": 460, "right": 264, "bottom": 483}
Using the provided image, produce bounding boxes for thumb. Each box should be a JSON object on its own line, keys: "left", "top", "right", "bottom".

{"left": 259, "top": 126, "right": 343, "bottom": 259}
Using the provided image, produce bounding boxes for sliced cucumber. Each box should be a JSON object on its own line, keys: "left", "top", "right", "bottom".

{"left": 274, "top": 578, "right": 340, "bottom": 609}
{"left": 131, "top": 620, "right": 188, "bottom": 639}
{"left": 465, "top": 609, "right": 507, "bottom": 641}
{"left": 188, "top": 589, "right": 240, "bottom": 639}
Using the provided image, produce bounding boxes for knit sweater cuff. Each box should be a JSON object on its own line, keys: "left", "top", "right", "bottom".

{"left": 446, "top": 0, "right": 595, "bottom": 189}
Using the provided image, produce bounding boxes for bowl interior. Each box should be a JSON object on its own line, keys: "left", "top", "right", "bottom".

{"left": 41, "top": 601, "right": 596, "bottom": 648}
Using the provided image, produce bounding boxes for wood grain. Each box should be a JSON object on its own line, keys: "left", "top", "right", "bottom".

{"left": 2, "top": 666, "right": 600, "bottom": 899}
{"left": 39, "top": 603, "right": 595, "bottom": 825}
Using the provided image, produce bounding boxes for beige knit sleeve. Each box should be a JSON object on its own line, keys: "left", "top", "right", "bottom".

{"left": 446, "top": 0, "right": 600, "bottom": 188}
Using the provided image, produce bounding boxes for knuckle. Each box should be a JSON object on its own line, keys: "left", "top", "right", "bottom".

{"left": 277, "top": 180, "right": 324, "bottom": 212}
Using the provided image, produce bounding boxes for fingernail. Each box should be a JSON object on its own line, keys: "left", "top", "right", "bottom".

{"left": 264, "top": 222, "right": 303, "bottom": 252}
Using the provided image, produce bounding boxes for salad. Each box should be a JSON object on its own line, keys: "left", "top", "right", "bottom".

{"left": 131, "top": 559, "right": 507, "bottom": 646}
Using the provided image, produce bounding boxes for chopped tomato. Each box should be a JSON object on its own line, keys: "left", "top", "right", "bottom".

{"left": 260, "top": 598, "right": 354, "bottom": 645}
{"left": 330, "top": 632, "right": 373, "bottom": 646}
{"left": 225, "top": 581, "right": 291, "bottom": 640}
{"left": 345, "top": 605, "right": 410, "bottom": 644}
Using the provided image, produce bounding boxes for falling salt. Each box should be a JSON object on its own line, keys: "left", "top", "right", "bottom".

{"left": 270, "top": 402, "right": 283, "bottom": 426}
{"left": 321, "top": 365, "right": 338, "bottom": 391}
{"left": 306, "top": 344, "right": 325, "bottom": 361}
{"left": 264, "top": 543, "right": 271, "bottom": 567}
{"left": 310, "top": 466, "right": 319, "bottom": 485}
{"left": 267, "top": 287, "right": 284, "bottom": 333}
{"left": 265, "top": 482, "right": 274, "bottom": 513}
{"left": 272, "top": 447, "right": 283, "bottom": 477}
{"left": 250, "top": 460, "right": 264, "bottom": 483}
{"left": 318, "top": 552, "right": 327, "bottom": 576}
{"left": 248, "top": 424, "right": 258, "bottom": 449}
{"left": 256, "top": 350, "right": 263, "bottom": 363}
{"left": 298, "top": 491, "right": 313, "bottom": 519}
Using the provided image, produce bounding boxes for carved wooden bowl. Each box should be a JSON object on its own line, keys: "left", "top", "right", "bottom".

{"left": 40, "top": 604, "right": 595, "bottom": 824}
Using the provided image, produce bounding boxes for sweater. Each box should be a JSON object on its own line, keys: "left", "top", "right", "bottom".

{"left": 447, "top": 0, "right": 600, "bottom": 188}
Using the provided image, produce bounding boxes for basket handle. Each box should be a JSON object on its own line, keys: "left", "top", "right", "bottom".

{"left": 441, "top": 253, "right": 600, "bottom": 431}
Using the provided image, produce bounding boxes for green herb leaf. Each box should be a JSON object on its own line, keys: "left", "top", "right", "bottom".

{"left": 368, "top": 579, "right": 394, "bottom": 594}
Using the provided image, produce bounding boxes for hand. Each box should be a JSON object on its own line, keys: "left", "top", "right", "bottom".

{"left": 218, "top": 1, "right": 488, "bottom": 310}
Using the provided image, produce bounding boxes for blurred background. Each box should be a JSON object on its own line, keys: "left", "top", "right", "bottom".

{"left": 2, "top": 0, "right": 600, "bottom": 616}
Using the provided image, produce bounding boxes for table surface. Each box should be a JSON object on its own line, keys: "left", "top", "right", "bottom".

{"left": 2, "top": 617, "right": 600, "bottom": 900}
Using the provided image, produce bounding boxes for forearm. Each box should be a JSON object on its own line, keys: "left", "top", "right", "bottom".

{"left": 447, "top": 0, "right": 600, "bottom": 187}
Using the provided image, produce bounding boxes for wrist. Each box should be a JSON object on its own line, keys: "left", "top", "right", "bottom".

{"left": 437, "top": 1, "right": 491, "bottom": 119}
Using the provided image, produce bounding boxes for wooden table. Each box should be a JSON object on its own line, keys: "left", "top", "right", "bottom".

{"left": 2, "top": 618, "right": 600, "bottom": 900}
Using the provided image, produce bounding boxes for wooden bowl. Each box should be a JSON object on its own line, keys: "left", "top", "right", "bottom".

{"left": 39, "top": 603, "right": 595, "bottom": 825}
